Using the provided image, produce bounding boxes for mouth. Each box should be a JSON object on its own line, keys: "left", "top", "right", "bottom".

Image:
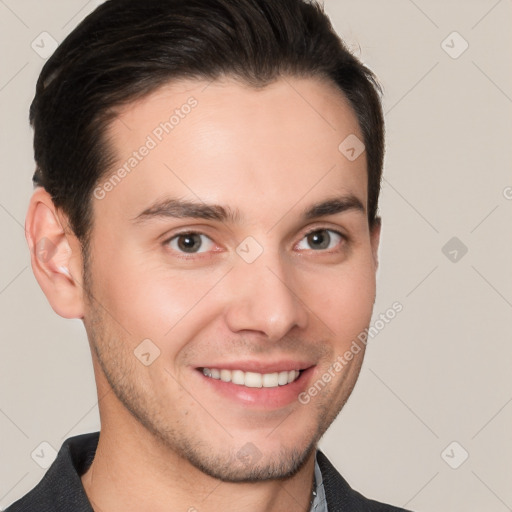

{"left": 194, "top": 363, "right": 315, "bottom": 409}
{"left": 200, "top": 367, "right": 302, "bottom": 388}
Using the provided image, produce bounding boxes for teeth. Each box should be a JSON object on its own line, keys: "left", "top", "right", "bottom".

{"left": 202, "top": 368, "right": 300, "bottom": 388}
{"left": 262, "top": 373, "right": 278, "bottom": 387}
{"left": 231, "top": 369, "right": 245, "bottom": 385}
{"left": 278, "top": 371, "right": 289, "bottom": 386}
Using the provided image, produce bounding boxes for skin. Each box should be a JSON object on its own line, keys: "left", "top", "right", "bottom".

{"left": 26, "top": 76, "right": 381, "bottom": 512}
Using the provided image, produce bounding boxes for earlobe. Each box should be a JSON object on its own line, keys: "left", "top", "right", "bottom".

{"left": 25, "top": 188, "right": 85, "bottom": 319}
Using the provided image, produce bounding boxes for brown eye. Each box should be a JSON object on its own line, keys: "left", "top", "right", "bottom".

{"left": 167, "top": 233, "right": 214, "bottom": 253}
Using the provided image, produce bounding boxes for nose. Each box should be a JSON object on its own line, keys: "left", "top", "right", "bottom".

{"left": 223, "top": 255, "right": 309, "bottom": 342}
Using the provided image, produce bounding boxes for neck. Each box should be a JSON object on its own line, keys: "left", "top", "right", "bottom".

{"left": 81, "top": 425, "right": 317, "bottom": 512}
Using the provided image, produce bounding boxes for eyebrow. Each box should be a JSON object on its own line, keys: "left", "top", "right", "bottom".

{"left": 132, "top": 194, "right": 365, "bottom": 224}
{"left": 302, "top": 195, "right": 365, "bottom": 219}
{"left": 132, "top": 198, "right": 240, "bottom": 224}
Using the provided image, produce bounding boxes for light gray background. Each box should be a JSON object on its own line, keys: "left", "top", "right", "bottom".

{"left": 1, "top": 1, "right": 511, "bottom": 510}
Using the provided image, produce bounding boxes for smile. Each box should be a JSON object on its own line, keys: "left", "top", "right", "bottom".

{"left": 201, "top": 368, "right": 301, "bottom": 388}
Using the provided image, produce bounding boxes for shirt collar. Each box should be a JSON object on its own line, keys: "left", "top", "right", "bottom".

{"left": 309, "top": 452, "right": 328, "bottom": 512}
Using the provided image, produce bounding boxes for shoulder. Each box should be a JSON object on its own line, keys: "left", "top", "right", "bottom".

{"left": 5, "top": 432, "right": 99, "bottom": 512}
{"left": 317, "top": 450, "right": 413, "bottom": 512}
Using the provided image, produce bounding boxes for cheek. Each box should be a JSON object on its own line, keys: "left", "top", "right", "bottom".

{"left": 90, "top": 250, "right": 227, "bottom": 349}
{"left": 297, "top": 258, "right": 376, "bottom": 342}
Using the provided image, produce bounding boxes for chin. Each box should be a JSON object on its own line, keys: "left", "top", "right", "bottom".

{"left": 179, "top": 437, "right": 318, "bottom": 482}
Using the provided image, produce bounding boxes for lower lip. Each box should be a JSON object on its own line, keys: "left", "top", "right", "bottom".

{"left": 195, "top": 367, "right": 315, "bottom": 409}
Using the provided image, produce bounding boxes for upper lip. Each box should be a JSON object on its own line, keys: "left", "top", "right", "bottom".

{"left": 196, "top": 360, "right": 314, "bottom": 373}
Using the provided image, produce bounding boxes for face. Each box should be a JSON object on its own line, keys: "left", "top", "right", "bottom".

{"left": 83, "top": 76, "right": 380, "bottom": 481}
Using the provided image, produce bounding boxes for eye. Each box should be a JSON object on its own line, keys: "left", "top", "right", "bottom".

{"left": 166, "top": 232, "right": 215, "bottom": 254}
{"left": 296, "top": 229, "right": 344, "bottom": 251}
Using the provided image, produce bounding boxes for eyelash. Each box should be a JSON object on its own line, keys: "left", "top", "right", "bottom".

{"left": 162, "top": 227, "right": 347, "bottom": 258}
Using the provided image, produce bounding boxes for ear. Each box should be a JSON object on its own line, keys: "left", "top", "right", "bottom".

{"left": 25, "top": 188, "right": 85, "bottom": 319}
{"left": 370, "top": 217, "right": 381, "bottom": 271}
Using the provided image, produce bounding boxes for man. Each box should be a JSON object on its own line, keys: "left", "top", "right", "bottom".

{"left": 8, "top": 0, "right": 411, "bottom": 510}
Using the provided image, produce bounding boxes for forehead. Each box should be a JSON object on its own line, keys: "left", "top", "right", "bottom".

{"left": 97, "top": 76, "right": 367, "bottom": 225}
